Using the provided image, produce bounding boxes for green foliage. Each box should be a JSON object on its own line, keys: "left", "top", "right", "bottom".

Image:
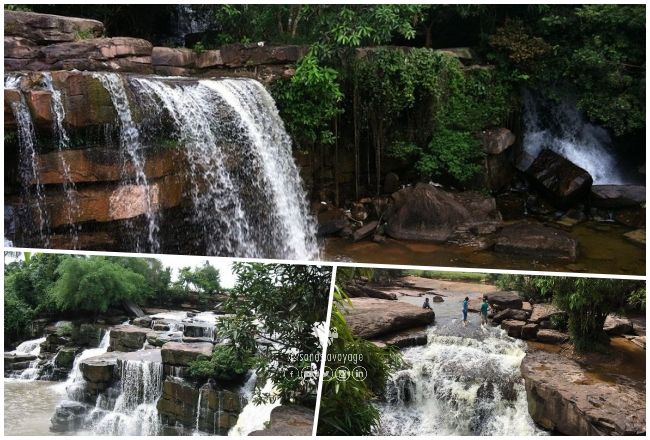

{"left": 317, "top": 286, "right": 401, "bottom": 435}
{"left": 189, "top": 345, "right": 253, "bottom": 383}
{"left": 272, "top": 53, "right": 343, "bottom": 147}
{"left": 56, "top": 322, "right": 74, "bottom": 337}
{"left": 74, "top": 29, "right": 95, "bottom": 40}
{"left": 4, "top": 290, "right": 35, "bottom": 345}
{"left": 49, "top": 257, "right": 151, "bottom": 314}
{"left": 406, "top": 270, "right": 489, "bottom": 283}
{"left": 217, "top": 263, "right": 331, "bottom": 405}
{"left": 171, "top": 261, "right": 221, "bottom": 305}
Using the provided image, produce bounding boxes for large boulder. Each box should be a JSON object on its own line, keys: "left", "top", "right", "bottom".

{"left": 5, "top": 36, "right": 40, "bottom": 59}
{"left": 151, "top": 46, "right": 197, "bottom": 67}
{"left": 526, "top": 149, "right": 593, "bottom": 207}
{"left": 108, "top": 325, "right": 150, "bottom": 352}
{"left": 220, "top": 43, "right": 307, "bottom": 67}
{"left": 161, "top": 342, "right": 213, "bottom": 367}
{"left": 492, "top": 308, "right": 528, "bottom": 324}
{"left": 501, "top": 319, "right": 526, "bottom": 338}
{"left": 521, "top": 350, "right": 645, "bottom": 435}
{"left": 529, "top": 303, "right": 564, "bottom": 324}
{"left": 494, "top": 221, "right": 578, "bottom": 261}
{"left": 80, "top": 352, "right": 118, "bottom": 383}
{"left": 590, "top": 185, "right": 645, "bottom": 209}
{"left": 54, "top": 347, "right": 78, "bottom": 369}
{"left": 604, "top": 314, "right": 635, "bottom": 336}
{"left": 385, "top": 183, "right": 501, "bottom": 242}
{"left": 344, "top": 298, "right": 435, "bottom": 339}
{"left": 5, "top": 10, "right": 104, "bottom": 44}
{"left": 249, "top": 405, "right": 314, "bottom": 436}
{"left": 485, "top": 291, "right": 522, "bottom": 311}
{"left": 482, "top": 128, "right": 515, "bottom": 155}
{"left": 536, "top": 329, "right": 569, "bottom": 344}
{"left": 371, "top": 327, "right": 428, "bottom": 349}
{"left": 50, "top": 400, "right": 91, "bottom": 433}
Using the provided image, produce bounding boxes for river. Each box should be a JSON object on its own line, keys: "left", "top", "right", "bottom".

{"left": 4, "top": 379, "right": 65, "bottom": 435}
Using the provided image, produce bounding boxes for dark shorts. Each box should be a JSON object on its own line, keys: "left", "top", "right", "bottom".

{"left": 462, "top": 310, "right": 468, "bottom": 320}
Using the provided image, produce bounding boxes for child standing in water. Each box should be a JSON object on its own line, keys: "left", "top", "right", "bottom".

{"left": 480, "top": 297, "right": 490, "bottom": 326}
{"left": 462, "top": 297, "right": 469, "bottom": 327}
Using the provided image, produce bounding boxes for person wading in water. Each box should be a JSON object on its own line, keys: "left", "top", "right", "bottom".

{"left": 462, "top": 296, "right": 469, "bottom": 327}
{"left": 480, "top": 297, "right": 490, "bottom": 326}
{"left": 423, "top": 297, "right": 432, "bottom": 310}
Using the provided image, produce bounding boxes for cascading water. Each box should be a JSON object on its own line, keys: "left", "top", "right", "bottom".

{"left": 6, "top": 74, "right": 50, "bottom": 246}
{"left": 62, "top": 331, "right": 111, "bottom": 399}
{"left": 10, "top": 336, "right": 46, "bottom": 380}
{"left": 229, "top": 374, "right": 281, "bottom": 436}
{"left": 89, "top": 356, "right": 163, "bottom": 435}
{"left": 41, "top": 72, "right": 80, "bottom": 245}
{"left": 521, "top": 90, "right": 625, "bottom": 184}
{"left": 129, "top": 76, "right": 318, "bottom": 259}
{"left": 378, "top": 327, "right": 546, "bottom": 436}
{"left": 93, "top": 72, "right": 161, "bottom": 253}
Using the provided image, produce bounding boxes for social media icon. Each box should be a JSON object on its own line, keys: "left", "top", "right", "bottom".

{"left": 323, "top": 366, "right": 334, "bottom": 382}
{"left": 335, "top": 366, "right": 350, "bottom": 382}
{"left": 284, "top": 366, "right": 300, "bottom": 380}
{"left": 302, "top": 367, "right": 319, "bottom": 384}
{"left": 352, "top": 366, "right": 367, "bottom": 381}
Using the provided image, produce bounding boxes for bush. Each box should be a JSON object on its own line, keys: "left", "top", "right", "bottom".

{"left": 188, "top": 345, "right": 253, "bottom": 383}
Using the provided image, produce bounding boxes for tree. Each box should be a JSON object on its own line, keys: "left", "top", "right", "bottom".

{"left": 216, "top": 263, "right": 331, "bottom": 405}
{"left": 171, "top": 261, "right": 221, "bottom": 305}
{"left": 48, "top": 257, "right": 151, "bottom": 314}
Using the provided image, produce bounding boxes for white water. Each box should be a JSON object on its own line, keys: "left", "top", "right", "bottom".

{"left": 130, "top": 76, "right": 318, "bottom": 260}
{"left": 61, "top": 331, "right": 110, "bottom": 399}
{"left": 228, "top": 374, "right": 280, "bottom": 436}
{"left": 41, "top": 72, "right": 80, "bottom": 246}
{"left": 93, "top": 72, "right": 160, "bottom": 253}
{"left": 6, "top": 74, "right": 50, "bottom": 246}
{"left": 378, "top": 326, "right": 545, "bottom": 436}
{"left": 10, "top": 337, "right": 46, "bottom": 380}
{"left": 521, "top": 90, "right": 625, "bottom": 184}
{"left": 89, "top": 358, "right": 163, "bottom": 435}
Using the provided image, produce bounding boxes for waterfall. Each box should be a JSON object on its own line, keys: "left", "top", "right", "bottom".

{"left": 93, "top": 72, "right": 161, "bottom": 253}
{"left": 378, "top": 327, "right": 546, "bottom": 436}
{"left": 194, "top": 386, "right": 204, "bottom": 434}
{"left": 228, "top": 374, "right": 280, "bottom": 436}
{"left": 62, "top": 331, "right": 111, "bottom": 399}
{"left": 90, "top": 358, "right": 163, "bottom": 435}
{"left": 6, "top": 75, "right": 50, "bottom": 246}
{"left": 521, "top": 90, "right": 625, "bottom": 184}
{"left": 41, "top": 72, "right": 80, "bottom": 246}
{"left": 10, "top": 337, "right": 46, "bottom": 380}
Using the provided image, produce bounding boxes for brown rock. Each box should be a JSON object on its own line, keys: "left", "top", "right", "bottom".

{"left": 344, "top": 297, "right": 435, "bottom": 339}
{"left": 5, "top": 10, "right": 104, "bottom": 44}
{"left": 195, "top": 50, "right": 223, "bottom": 69}
{"left": 590, "top": 185, "right": 645, "bottom": 209}
{"left": 501, "top": 319, "right": 526, "bottom": 338}
{"left": 4, "top": 89, "right": 22, "bottom": 127}
{"left": 108, "top": 325, "right": 150, "bottom": 352}
{"left": 352, "top": 220, "right": 378, "bottom": 242}
{"left": 521, "top": 350, "right": 645, "bottom": 435}
{"left": 161, "top": 342, "right": 213, "bottom": 367}
{"left": 527, "top": 149, "right": 593, "bottom": 207}
{"left": 521, "top": 323, "right": 539, "bottom": 340}
{"left": 492, "top": 308, "right": 528, "bottom": 324}
{"left": 482, "top": 128, "right": 515, "bottom": 155}
{"left": 40, "top": 37, "right": 152, "bottom": 71}
{"left": 536, "top": 329, "right": 569, "bottom": 344}
{"left": 151, "top": 46, "right": 197, "bottom": 67}
{"left": 80, "top": 352, "right": 118, "bottom": 383}
{"left": 485, "top": 291, "right": 522, "bottom": 311}
{"left": 371, "top": 327, "right": 428, "bottom": 349}
{"left": 249, "top": 405, "right": 314, "bottom": 436}
{"left": 220, "top": 43, "right": 307, "bottom": 67}
{"left": 4, "top": 36, "right": 39, "bottom": 59}
{"left": 604, "top": 314, "right": 635, "bottom": 336}
{"left": 25, "top": 90, "right": 52, "bottom": 126}
{"left": 385, "top": 183, "right": 501, "bottom": 242}
{"left": 529, "top": 303, "right": 563, "bottom": 323}
{"left": 494, "top": 221, "right": 578, "bottom": 261}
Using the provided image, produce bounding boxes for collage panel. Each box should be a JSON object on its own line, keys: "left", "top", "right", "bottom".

{"left": 2, "top": 4, "right": 645, "bottom": 276}
{"left": 318, "top": 267, "right": 646, "bottom": 436}
{"left": 4, "top": 251, "right": 332, "bottom": 436}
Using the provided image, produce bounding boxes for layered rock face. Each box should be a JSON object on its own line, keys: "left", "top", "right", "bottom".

{"left": 5, "top": 10, "right": 305, "bottom": 81}
{"left": 521, "top": 350, "right": 645, "bottom": 435}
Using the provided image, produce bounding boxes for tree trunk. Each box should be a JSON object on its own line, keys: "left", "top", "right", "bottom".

{"left": 376, "top": 119, "right": 383, "bottom": 195}
{"left": 334, "top": 117, "right": 340, "bottom": 206}
{"left": 353, "top": 80, "right": 360, "bottom": 200}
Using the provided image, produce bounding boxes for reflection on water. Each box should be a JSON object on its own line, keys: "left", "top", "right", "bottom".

{"left": 4, "top": 379, "right": 65, "bottom": 435}
{"left": 325, "top": 222, "right": 644, "bottom": 275}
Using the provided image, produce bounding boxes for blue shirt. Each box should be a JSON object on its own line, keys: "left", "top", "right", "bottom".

{"left": 463, "top": 300, "right": 469, "bottom": 312}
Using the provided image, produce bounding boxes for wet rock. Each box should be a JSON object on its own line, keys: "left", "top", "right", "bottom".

{"left": 146, "top": 331, "right": 182, "bottom": 347}
{"left": 41, "top": 333, "right": 69, "bottom": 353}
{"left": 317, "top": 218, "right": 348, "bottom": 237}
{"left": 529, "top": 303, "right": 564, "bottom": 323}
{"left": 54, "top": 347, "right": 78, "bottom": 369}
{"left": 25, "top": 89, "right": 53, "bottom": 126}
{"left": 352, "top": 220, "right": 378, "bottom": 242}
{"left": 41, "top": 37, "right": 152, "bottom": 65}
{"left": 157, "top": 378, "right": 243, "bottom": 434}
{"left": 249, "top": 405, "right": 314, "bottom": 436}
{"left": 195, "top": 50, "right": 223, "bottom": 68}
{"left": 536, "top": 329, "right": 569, "bottom": 344}
{"left": 50, "top": 71, "right": 116, "bottom": 127}
{"left": 350, "top": 202, "right": 369, "bottom": 222}
{"left": 483, "top": 151, "right": 515, "bottom": 192}
{"left": 80, "top": 352, "right": 118, "bottom": 383}
{"left": 50, "top": 400, "right": 90, "bottom": 433}
{"left": 495, "top": 192, "right": 527, "bottom": 220}
{"left": 4, "top": 36, "right": 40, "bottom": 59}
{"left": 220, "top": 43, "right": 307, "bottom": 67}
{"left": 492, "top": 308, "right": 528, "bottom": 324}
{"left": 108, "top": 325, "right": 150, "bottom": 352}
{"left": 629, "top": 336, "right": 646, "bottom": 349}
{"left": 161, "top": 341, "right": 213, "bottom": 367}
{"left": 527, "top": 149, "right": 593, "bottom": 208}
{"left": 590, "top": 185, "right": 645, "bottom": 209}
{"left": 485, "top": 291, "right": 522, "bottom": 311}
{"left": 521, "top": 350, "right": 645, "bottom": 435}
{"left": 371, "top": 327, "right": 428, "bottom": 349}
{"left": 344, "top": 298, "right": 435, "bottom": 339}
{"left": 613, "top": 208, "right": 645, "bottom": 228}
{"left": 501, "top": 319, "right": 526, "bottom": 338}
{"left": 343, "top": 283, "right": 397, "bottom": 300}
{"left": 432, "top": 295, "right": 444, "bottom": 303}
{"left": 623, "top": 229, "right": 645, "bottom": 247}
{"left": 604, "top": 314, "right": 635, "bottom": 336}
{"left": 183, "top": 322, "right": 215, "bottom": 339}
{"left": 5, "top": 10, "right": 104, "bottom": 45}
{"left": 70, "top": 323, "right": 104, "bottom": 347}
{"left": 151, "top": 46, "right": 197, "bottom": 67}
{"left": 482, "top": 127, "right": 516, "bottom": 155}
{"left": 4, "top": 353, "right": 37, "bottom": 373}
{"left": 494, "top": 221, "right": 578, "bottom": 261}
{"left": 521, "top": 323, "right": 539, "bottom": 340}
{"left": 132, "top": 316, "right": 153, "bottom": 328}
{"left": 385, "top": 183, "right": 501, "bottom": 242}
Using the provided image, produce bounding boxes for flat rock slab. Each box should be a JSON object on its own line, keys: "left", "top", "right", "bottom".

{"left": 623, "top": 229, "right": 645, "bottom": 247}
{"left": 521, "top": 350, "right": 645, "bottom": 435}
{"left": 536, "top": 329, "right": 569, "bottom": 344}
{"left": 344, "top": 297, "right": 435, "bottom": 339}
{"left": 80, "top": 352, "right": 119, "bottom": 383}
{"left": 370, "top": 326, "right": 428, "bottom": 349}
{"left": 529, "top": 303, "right": 562, "bottom": 323}
{"left": 109, "top": 325, "right": 151, "bottom": 352}
{"left": 5, "top": 10, "right": 104, "bottom": 44}
{"left": 485, "top": 291, "right": 522, "bottom": 310}
{"left": 591, "top": 185, "right": 645, "bottom": 209}
{"left": 494, "top": 221, "right": 578, "bottom": 261}
{"left": 249, "top": 405, "right": 314, "bottom": 436}
{"left": 604, "top": 314, "right": 635, "bottom": 335}
{"left": 161, "top": 341, "right": 213, "bottom": 367}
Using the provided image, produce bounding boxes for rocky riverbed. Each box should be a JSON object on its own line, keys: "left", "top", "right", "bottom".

{"left": 340, "top": 276, "right": 646, "bottom": 435}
